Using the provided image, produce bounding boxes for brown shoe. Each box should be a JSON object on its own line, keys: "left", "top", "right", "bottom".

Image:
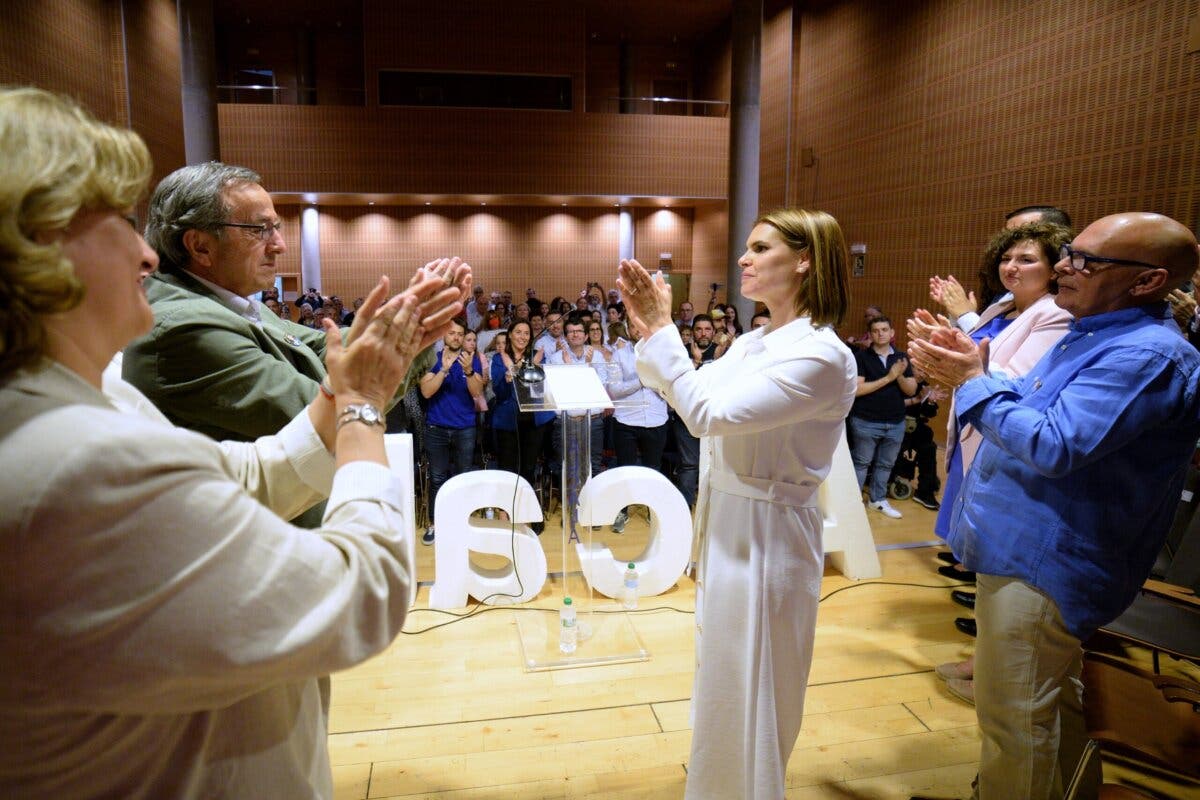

{"left": 934, "top": 660, "right": 974, "bottom": 681}
{"left": 946, "top": 677, "right": 975, "bottom": 705}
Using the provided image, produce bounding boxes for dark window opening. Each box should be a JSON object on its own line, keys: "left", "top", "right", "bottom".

{"left": 379, "top": 71, "right": 572, "bottom": 111}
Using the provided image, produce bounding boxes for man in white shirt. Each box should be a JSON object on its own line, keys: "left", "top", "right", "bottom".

{"left": 466, "top": 286, "right": 488, "bottom": 331}
{"left": 545, "top": 315, "right": 608, "bottom": 537}
{"left": 605, "top": 329, "right": 668, "bottom": 531}
{"left": 535, "top": 310, "right": 566, "bottom": 357}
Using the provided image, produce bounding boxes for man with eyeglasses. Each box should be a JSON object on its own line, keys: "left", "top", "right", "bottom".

{"left": 124, "top": 162, "right": 433, "bottom": 525}
{"left": 908, "top": 212, "right": 1200, "bottom": 800}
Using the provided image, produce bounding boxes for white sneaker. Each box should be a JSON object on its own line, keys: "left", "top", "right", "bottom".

{"left": 868, "top": 499, "right": 902, "bottom": 519}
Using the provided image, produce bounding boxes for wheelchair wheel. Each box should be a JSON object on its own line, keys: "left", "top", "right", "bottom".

{"left": 889, "top": 476, "right": 913, "bottom": 501}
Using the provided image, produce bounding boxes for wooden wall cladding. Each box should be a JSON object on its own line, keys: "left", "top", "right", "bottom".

{"left": 759, "top": 1, "right": 794, "bottom": 209}
{"left": 121, "top": 0, "right": 185, "bottom": 186}
{"left": 362, "top": 0, "right": 587, "bottom": 109}
{"left": 791, "top": 0, "right": 1200, "bottom": 339}
{"left": 691, "top": 204, "right": 729, "bottom": 310}
{"left": 218, "top": 105, "right": 728, "bottom": 198}
{"left": 0, "top": 0, "right": 184, "bottom": 189}
{"left": 0, "top": 0, "right": 122, "bottom": 125}
{"left": 302, "top": 205, "right": 694, "bottom": 306}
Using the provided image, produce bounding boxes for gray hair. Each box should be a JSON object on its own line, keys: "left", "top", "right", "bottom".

{"left": 145, "top": 161, "right": 261, "bottom": 271}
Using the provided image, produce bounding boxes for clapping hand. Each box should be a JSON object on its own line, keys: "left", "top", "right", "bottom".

{"left": 908, "top": 327, "right": 989, "bottom": 389}
{"left": 906, "top": 308, "right": 953, "bottom": 343}
{"left": 617, "top": 258, "right": 673, "bottom": 339}
{"left": 928, "top": 275, "right": 976, "bottom": 319}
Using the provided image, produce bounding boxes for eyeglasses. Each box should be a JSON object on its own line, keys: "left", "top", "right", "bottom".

{"left": 1058, "top": 244, "right": 1165, "bottom": 276}
{"left": 218, "top": 221, "right": 283, "bottom": 241}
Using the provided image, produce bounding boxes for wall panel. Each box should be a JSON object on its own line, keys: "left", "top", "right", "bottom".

{"left": 792, "top": 0, "right": 1200, "bottom": 340}
{"left": 219, "top": 105, "right": 728, "bottom": 198}
{"left": 306, "top": 205, "right": 693, "bottom": 307}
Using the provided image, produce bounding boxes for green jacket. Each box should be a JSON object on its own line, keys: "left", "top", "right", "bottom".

{"left": 124, "top": 269, "right": 429, "bottom": 442}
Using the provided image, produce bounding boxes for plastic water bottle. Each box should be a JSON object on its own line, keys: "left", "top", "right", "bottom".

{"left": 559, "top": 597, "right": 577, "bottom": 654}
{"left": 622, "top": 563, "right": 639, "bottom": 610}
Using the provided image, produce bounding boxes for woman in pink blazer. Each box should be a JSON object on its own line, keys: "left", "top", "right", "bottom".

{"left": 914, "top": 221, "right": 1074, "bottom": 697}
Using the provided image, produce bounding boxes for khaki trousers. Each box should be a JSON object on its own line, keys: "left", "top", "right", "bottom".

{"left": 972, "top": 573, "right": 1099, "bottom": 800}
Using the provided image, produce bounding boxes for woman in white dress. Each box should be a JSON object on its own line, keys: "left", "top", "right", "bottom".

{"left": 618, "top": 209, "right": 857, "bottom": 799}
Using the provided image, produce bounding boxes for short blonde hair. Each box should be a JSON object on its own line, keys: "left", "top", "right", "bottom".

{"left": 755, "top": 208, "right": 850, "bottom": 328}
{"left": 0, "top": 87, "right": 151, "bottom": 376}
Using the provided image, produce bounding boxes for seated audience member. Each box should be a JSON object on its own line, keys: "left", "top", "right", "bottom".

{"left": 490, "top": 320, "right": 551, "bottom": 534}
{"left": 896, "top": 381, "right": 944, "bottom": 510}
{"left": 930, "top": 205, "right": 1072, "bottom": 333}
{"left": 909, "top": 212, "right": 1200, "bottom": 800}
{"left": 848, "top": 315, "right": 916, "bottom": 519}
{"left": 297, "top": 302, "right": 317, "bottom": 327}
{"left": 750, "top": 309, "right": 771, "bottom": 330}
{"left": 341, "top": 296, "right": 364, "bottom": 326}
{"left": 418, "top": 316, "right": 485, "bottom": 545}
{"left": 0, "top": 87, "right": 468, "bottom": 797}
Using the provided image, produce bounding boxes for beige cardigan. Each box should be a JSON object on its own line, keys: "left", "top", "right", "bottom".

{"left": 0, "top": 361, "right": 411, "bottom": 799}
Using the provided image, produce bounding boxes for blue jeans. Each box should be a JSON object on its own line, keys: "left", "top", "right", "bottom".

{"left": 425, "top": 423, "right": 476, "bottom": 516}
{"left": 671, "top": 413, "right": 699, "bottom": 508}
{"left": 848, "top": 416, "right": 905, "bottom": 502}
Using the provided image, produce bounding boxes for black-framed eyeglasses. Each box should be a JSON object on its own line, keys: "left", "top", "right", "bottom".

{"left": 218, "top": 221, "right": 283, "bottom": 241}
{"left": 1058, "top": 244, "right": 1165, "bottom": 276}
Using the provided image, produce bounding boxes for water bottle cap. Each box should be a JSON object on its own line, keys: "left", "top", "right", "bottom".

{"left": 627, "top": 563, "right": 635, "bottom": 569}
{"left": 563, "top": 597, "right": 572, "bottom": 606}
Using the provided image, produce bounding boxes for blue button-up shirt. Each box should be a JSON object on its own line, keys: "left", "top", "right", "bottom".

{"left": 947, "top": 302, "right": 1200, "bottom": 639}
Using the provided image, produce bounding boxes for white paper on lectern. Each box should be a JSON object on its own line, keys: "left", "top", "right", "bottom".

{"left": 543, "top": 363, "right": 614, "bottom": 410}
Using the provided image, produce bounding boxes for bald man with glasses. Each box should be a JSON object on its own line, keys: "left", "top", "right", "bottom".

{"left": 908, "top": 212, "right": 1200, "bottom": 800}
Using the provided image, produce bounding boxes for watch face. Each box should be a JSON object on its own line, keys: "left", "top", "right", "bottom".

{"left": 360, "top": 404, "right": 381, "bottom": 424}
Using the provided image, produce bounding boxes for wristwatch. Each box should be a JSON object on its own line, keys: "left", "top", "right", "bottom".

{"left": 336, "top": 402, "right": 384, "bottom": 432}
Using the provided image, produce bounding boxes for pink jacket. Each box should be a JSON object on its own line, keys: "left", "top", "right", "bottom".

{"left": 948, "top": 292, "right": 1073, "bottom": 472}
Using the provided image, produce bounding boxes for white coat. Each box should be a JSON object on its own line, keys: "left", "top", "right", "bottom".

{"left": 635, "top": 318, "right": 856, "bottom": 799}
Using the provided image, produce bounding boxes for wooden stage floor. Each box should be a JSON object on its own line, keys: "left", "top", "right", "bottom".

{"left": 327, "top": 492, "right": 1198, "bottom": 799}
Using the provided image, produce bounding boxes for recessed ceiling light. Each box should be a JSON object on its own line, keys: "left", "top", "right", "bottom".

{"left": 368, "top": 201, "right": 374, "bottom": 205}
{"left": 481, "top": 202, "right": 487, "bottom": 206}
{"left": 425, "top": 202, "right": 431, "bottom": 206}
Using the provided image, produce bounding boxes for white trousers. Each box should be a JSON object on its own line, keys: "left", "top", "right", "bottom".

{"left": 685, "top": 489, "right": 823, "bottom": 800}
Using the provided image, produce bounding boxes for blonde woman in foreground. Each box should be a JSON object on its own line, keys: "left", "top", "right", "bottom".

{"left": 0, "top": 87, "right": 468, "bottom": 798}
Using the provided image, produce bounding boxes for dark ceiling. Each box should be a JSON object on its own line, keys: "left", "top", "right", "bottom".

{"left": 214, "top": 1, "right": 731, "bottom": 44}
